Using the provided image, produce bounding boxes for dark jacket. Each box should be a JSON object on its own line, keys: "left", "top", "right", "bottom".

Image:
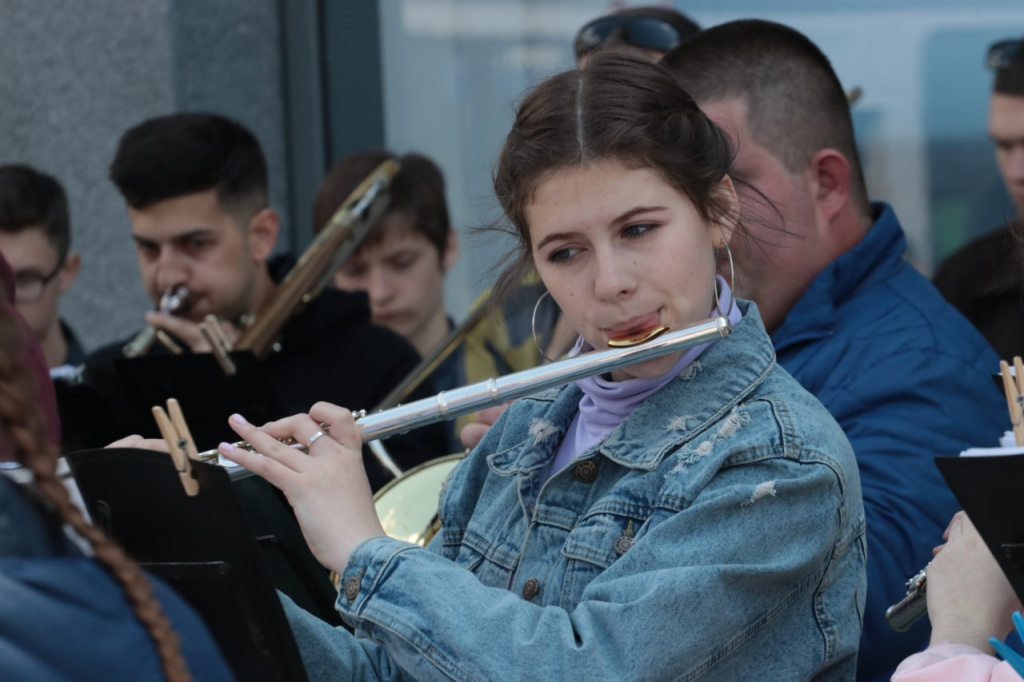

{"left": 82, "top": 288, "right": 447, "bottom": 491}
{"left": 773, "top": 203, "right": 1009, "bottom": 681}
{"left": 0, "top": 474, "right": 234, "bottom": 681}
{"left": 932, "top": 222, "right": 1024, "bottom": 360}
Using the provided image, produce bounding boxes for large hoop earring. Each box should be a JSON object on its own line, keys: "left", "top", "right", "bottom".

{"left": 532, "top": 290, "right": 555, "bottom": 364}
{"left": 713, "top": 242, "right": 736, "bottom": 319}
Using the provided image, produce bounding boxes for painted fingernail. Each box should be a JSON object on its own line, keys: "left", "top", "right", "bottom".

{"left": 230, "top": 413, "right": 248, "bottom": 426}
{"left": 218, "top": 442, "right": 235, "bottom": 454}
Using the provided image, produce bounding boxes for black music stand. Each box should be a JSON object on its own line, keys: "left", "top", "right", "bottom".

{"left": 936, "top": 454, "right": 1024, "bottom": 602}
{"left": 109, "top": 352, "right": 284, "bottom": 445}
{"left": 66, "top": 448, "right": 309, "bottom": 682}
{"left": 229, "top": 468, "right": 343, "bottom": 626}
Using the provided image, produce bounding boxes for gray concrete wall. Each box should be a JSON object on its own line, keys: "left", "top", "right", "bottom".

{"left": 0, "top": 0, "right": 290, "bottom": 352}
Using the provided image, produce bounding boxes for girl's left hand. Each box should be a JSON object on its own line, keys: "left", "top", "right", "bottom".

{"left": 218, "top": 402, "right": 385, "bottom": 572}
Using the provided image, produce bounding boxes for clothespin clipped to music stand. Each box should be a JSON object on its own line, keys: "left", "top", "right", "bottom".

{"left": 999, "top": 357, "right": 1024, "bottom": 446}
{"left": 151, "top": 398, "right": 200, "bottom": 497}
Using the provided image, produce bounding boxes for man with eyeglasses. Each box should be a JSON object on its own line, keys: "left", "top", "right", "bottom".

{"left": 0, "top": 165, "right": 84, "bottom": 377}
{"left": 934, "top": 37, "right": 1024, "bottom": 360}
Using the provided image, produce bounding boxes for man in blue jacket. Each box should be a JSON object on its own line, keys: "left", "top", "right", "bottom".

{"left": 664, "top": 20, "right": 1009, "bottom": 681}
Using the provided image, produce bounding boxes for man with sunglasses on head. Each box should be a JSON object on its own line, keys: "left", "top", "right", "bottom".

{"left": 934, "top": 37, "right": 1024, "bottom": 360}
{"left": 573, "top": 5, "right": 700, "bottom": 66}
{"left": 0, "top": 165, "right": 84, "bottom": 378}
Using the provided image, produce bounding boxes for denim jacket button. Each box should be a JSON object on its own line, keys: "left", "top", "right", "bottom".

{"left": 574, "top": 460, "right": 598, "bottom": 483}
{"left": 343, "top": 576, "right": 360, "bottom": 601}
{"left": 522, "top": 577, "right": 541, "bottom": 600}
{"left": 613, "top": 534, "right": 634, "bottom": 556}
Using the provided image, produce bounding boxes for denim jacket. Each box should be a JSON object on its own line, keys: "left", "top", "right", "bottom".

{"left": 286, "top": 302, "right": 866, "bottom": 681}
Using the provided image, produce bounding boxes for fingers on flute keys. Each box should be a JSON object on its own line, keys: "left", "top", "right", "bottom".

{"left": 219, "top": 413, "right": 322, "bottom": 475}
{"left": 308, "top": 402, "right": 361, "bottom": 451}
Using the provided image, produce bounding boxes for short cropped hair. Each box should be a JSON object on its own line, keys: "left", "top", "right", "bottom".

{"left": 662, "top": 19, "right": 870, "bottom": 214}
{"left": 993, "top": 41, "right": 1024, "bottom": 96}
{"left": 109, "top": 112, "right": 268, "bottom": 220}
{"left": 313, "top": 150, "right": 450, "bottom": 257}
{"left": 0, "top": 165, "right": 71, "bottom": 260}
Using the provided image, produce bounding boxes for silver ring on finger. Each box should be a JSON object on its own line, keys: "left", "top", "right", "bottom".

{"left": 306, "top": 430, "right": 328, "bottom": 450}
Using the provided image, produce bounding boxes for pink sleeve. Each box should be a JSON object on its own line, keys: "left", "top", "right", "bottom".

{"left": 892, "top": 641, "right": 1022, "bottom": 681}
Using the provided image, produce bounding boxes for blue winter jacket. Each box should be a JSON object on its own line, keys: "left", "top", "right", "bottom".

{"left": 0, "top": 475, "right": 234, "bottom": 681}
{"left": 773, "top": 203, "right": 1009, "bottom": 681}
{"left": 285, "top": 303, "right": 866, "bottom": 680}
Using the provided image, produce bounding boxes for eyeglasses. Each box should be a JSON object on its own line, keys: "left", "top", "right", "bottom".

{"left": 986, "top": 38, "right": 1024, "bottom": 71}
{"left": 574, "top": 15, "right": 692, "bottom": 60}
{"left": 13, "top": 260, "right": 64, "bottom": 303}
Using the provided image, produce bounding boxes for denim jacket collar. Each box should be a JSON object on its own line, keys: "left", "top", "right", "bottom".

{"left": 487, "top": 300, "right": 776, "bottom": 475}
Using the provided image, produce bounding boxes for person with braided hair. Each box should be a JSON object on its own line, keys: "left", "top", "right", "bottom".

{"left": 0, "top": 253, "right": 233, "bottom": 681}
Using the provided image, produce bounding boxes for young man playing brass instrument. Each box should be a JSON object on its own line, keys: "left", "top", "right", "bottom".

{"left": 85, "top": 112, "right": 446, "bottom": 489}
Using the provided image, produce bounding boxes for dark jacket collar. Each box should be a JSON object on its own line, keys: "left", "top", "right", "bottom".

{"left": 773, "top": 202, "right": 903, "bottom": 351}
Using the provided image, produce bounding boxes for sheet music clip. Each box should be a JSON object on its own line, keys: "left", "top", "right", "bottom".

{"left": 151, "top": 398, "right": 200, "bottom": 497}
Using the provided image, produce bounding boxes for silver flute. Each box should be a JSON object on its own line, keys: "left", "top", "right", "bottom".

{"left": 197, "top": 315, "right": 732, "bottom": 471}
{"left": 885, "top": 567, "right": 928, "bottom": 632}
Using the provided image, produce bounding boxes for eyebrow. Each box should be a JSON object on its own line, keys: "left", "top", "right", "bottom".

{"left": 382, "top": 247, "right": 420, "bottom": 261}
{"left": 990, "top": 133, "right": 1024, "bottom": 145}
{"left": 131, "top": 228, "right": 214, "bottom": 247}
{"left": 534, "top": 205, "right": 666, "bottom": 251}
{"left": 13, "top": 266, "right": 48, "bottom": 279}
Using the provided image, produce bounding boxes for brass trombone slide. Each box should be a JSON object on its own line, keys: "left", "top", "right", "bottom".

{"left": 233, "top": 159, "right": 400, "bottom": 361}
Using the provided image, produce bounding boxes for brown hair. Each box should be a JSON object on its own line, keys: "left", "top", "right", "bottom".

{"left": 0, "top": 308, "right": 192, "bottom": 681}
{"left": 662, "top": 20, "right": 871, "bottom": 217}
{"left": 0, "top": 164, "right": 72, "bottom": 261}
{"left": 313, "top": 150, "right": 451, "bottom": 258}
{"left": 492, "top": 53, "right": 745, "bottom": 297}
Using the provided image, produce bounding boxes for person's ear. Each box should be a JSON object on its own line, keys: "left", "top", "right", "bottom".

{"left": 807, "top": 148, "right": 852, "bottom": 226}
{"left": 246, "top": 208, "right": 279, "bottom": 262}
{"left": 709, "top": 175, "right": 740, "bottom": 248}
{"left": 57, "top": 252, "right": 81, "bottom": 294}
{"left": 442, "top": 228, "right": 459, "bottom": 271}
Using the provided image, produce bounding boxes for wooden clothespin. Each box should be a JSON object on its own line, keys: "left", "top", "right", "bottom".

{"left": 1000, "top": 357, "right": 1024, "bottom": 446}
{"left": 151, "top": 398, "right": 200, "bottom": 496}
{"left": 199, "top": 314, "right": 237, "bottom": 376}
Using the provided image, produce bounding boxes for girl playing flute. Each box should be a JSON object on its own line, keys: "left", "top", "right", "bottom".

{"left": 220, "top": 53, "right": 866, "bottom": 680}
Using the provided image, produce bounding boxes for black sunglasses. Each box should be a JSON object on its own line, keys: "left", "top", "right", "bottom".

{"left": 986, "top": 38, "right": 1024, "bottom": 71}
{"left": 574, "top": 15, "right": 691, "bottom": 59}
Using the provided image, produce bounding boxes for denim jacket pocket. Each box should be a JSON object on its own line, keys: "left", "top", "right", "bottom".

{"left": 561, "top": 511, "right": 647, "bottom": 608}
{"left": 454, "top": 528, "right": 519, "bottom": 589}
